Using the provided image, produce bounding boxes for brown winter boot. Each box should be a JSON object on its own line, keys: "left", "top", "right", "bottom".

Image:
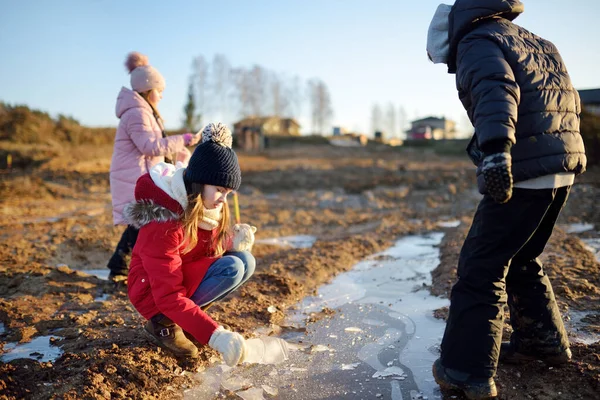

{"left": 144, "top": 314, "right": 198, "bottom": 358}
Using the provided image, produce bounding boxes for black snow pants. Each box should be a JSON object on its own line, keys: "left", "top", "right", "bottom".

{"left": 440, "top": 186, "right": 571, "bottom": 378}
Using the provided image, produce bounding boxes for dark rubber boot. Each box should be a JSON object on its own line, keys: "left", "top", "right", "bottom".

{"left": 499, "top": 341, "right": 572, "bottom": 366}
{"left": 432, "top": 358, "right": 497, "bottom": 400}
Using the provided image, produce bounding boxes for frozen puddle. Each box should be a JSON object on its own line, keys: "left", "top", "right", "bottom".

{"left": 185, "top": 233, "right": 448, "bottom": 400}
{"left": 582, "top": 237, "right": 600, "bottom": 263}
{"left": 564, "top": 223, "right": 595, "bottom": 234}
{"left": 566, "top": 311, "right": 600, "bottom": 345}
{"left": 78, "top": 269, "right": 110, "bottom": 280}
{"left": 55, "top": 263, "right": 110, "bottom": 281}
{"left": 1, "top": 336, "right": 63, "bottom": 363}
{"left": 255, "top": 235, "right": 317, "bottom": 249}
{"left": 94, "top": 293, "right": 110, "bottom": 302}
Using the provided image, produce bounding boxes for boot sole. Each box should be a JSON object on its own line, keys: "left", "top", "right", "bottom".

{"left": 499, "top": 344, "right": 571, "bottom": 366}
{"left": 143, "top": 326, "right": 199, "bottom": 359}
{"left": 432, "top": 361, "right": 497, "bottom": 400}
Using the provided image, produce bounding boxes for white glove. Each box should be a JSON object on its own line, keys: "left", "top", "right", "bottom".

{"left": 208, "top": 326, "right": 246, "bottom": 366}
{"left": 232, "top": 224, "right": 257, "bottom": 252}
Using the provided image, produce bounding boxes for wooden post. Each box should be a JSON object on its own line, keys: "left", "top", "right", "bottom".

{"left": 232, "top": 191, "right": 241, "bottom": 224}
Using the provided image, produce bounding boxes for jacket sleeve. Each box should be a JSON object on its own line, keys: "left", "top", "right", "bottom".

{"left": 138, "top": 221, "right": 219, "bottom": 344}
{"left": 456, "top": 38, "right": 520, "bottom": 150}
{"left": 126, "top": 109, "right": 188, "bottom": 157}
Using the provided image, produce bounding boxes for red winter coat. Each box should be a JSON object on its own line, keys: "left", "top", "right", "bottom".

{"left": 125, "top": 173, "right": 219, "bottom": 344}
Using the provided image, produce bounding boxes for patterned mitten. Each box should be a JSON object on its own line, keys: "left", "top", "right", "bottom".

{"left": 481, "top": 152, "right": 513, "bottom": 204}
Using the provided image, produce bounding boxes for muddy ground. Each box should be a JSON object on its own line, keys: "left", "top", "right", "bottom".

{"left": 0, "top": 143, "right": 598, "bottom": 399}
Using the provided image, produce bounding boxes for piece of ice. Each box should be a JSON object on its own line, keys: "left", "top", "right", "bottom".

{"left": 341, "top": 362, "right": 361, "bottom": 370}
{"left": 344, "top": 327, "right": 362, "bottom": 333}
{"left": 236, "top": 387, "right": 264, "bottom": 400}
{"left": 362, "top": 319, "right": 387, "bottom": 327}
{"left": 310, "top": 344, "right": 333, "bottom": 353}
{"left": 372, "top": 366, "right": 405, "bottom": 379}
{"left": 243, "top": 337, "right": 289, "bottom": 364}
{"left": 437, "top": 220, "right": 461, "bottom": 228}
{"left": 262, "top": 385, "right": 278, "bottom": 396}
{"left": 267, "top": 305, "right": 277, "bottom": 314}
{"left": 221, "top": 377, "right": 252, "bottom": 392}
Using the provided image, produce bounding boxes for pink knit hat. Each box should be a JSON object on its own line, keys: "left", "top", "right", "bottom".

{"left": 125, "top": 52, "right": 166, "bottom": 93}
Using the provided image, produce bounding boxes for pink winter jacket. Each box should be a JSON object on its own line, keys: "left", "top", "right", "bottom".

{"left": 110, "top": 87, "right": 191, "bottom": 225}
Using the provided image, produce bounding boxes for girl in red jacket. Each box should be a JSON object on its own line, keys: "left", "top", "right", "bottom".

{"left": 124, "top": 123, "right": 252, "bottom": 366}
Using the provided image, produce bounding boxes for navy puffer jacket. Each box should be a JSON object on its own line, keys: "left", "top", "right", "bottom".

{"left": 448, "top": 0, "right": 586, "bottom": 192}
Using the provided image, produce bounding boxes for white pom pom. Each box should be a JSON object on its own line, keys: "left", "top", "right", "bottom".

{"left": 201, "top": 123, "right": 233, "bottom": 148}
{"left": 125, "top": 52, "right": 149, "bottom": 73}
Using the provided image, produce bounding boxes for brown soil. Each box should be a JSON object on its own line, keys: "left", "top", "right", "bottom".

{"left": 0, "top": 144, "right": 598, "bottom": 399}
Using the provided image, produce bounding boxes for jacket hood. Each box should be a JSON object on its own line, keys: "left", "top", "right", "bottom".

{"left": 447, "top": 0, "right": 524, "bottom": 72}
{"left": 115, "top": 86, "right": 152, "bottom": 119}
{"left": 124, "top": 163, "right": 189, "bottom": 228}
{"left": 427, "top": 4, "right": 453, "bottom": 64}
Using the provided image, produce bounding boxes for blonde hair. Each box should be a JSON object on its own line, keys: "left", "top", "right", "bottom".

{"left": 181, "top": 191, "right": 231, "bottom": 255}
{"left": 139, "top": 89, "right": 164, "bottom": 124}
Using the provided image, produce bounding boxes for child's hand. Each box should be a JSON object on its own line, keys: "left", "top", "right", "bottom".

{"left": 183, "top": 133, "right": 201, "bottom": 146}
{"left": 208, "top": 327, "right": 246, "bottom": 366}
{"left": 232, "top": 224, "right": 257, "bottom": 252}
{"left": 482, "top": 152, "right": 513, "bottom": 203}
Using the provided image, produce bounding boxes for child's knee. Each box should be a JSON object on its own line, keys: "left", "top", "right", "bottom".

{"left": 241, "top": 252, "right": 256, "bottom": 275}
{"left": 221, "top": 257, "right": 245, "bottom": 283}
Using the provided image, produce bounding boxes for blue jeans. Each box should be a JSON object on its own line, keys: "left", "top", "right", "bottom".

{"left": 190, "top": 251, "right": 256, "bottom": 307}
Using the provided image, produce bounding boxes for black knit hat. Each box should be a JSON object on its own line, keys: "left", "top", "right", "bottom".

{"left": 184, "top": 123, "right": 241, "bottom": 192}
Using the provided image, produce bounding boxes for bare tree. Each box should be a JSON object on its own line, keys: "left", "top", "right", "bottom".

{"left": 192, "top": 56, "right": 208, "bottom": 124}
{"left": 307, "top": 79, "right": 333, "bottom": 135}
{"left": 211, "top": 54, "right": 231, "bottom": 121}
{"left": 398, "top": 106, "right": 407, "bottom": 139}
{"left": 248, "top": 65, "right": 268, "bottom": 117}
{"left": 371, "top": 103, "right": 383, "bottom": 136}
{"left": 385, "top": 102, "right": 396, "bottom": 138}
{"left": 231, "top": 67, "right": 252, "bottom": 118}
{"left": 287, "top": 75, "right": 303, "bottom": 121}
{"left": 271, "top": 74, "right": 282, "bottom": 117}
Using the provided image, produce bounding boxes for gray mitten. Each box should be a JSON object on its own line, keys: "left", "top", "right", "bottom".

{"left": 481, "top": 152, "right": 513, "bottom": 204}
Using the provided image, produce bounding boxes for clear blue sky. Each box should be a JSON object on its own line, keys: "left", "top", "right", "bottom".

{"left": 1, "top": 0, "right": 598, "bottom": 136}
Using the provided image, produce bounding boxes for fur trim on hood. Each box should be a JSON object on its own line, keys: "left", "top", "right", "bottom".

{"left": 123, "top": 200, "right": 180, "bottom": 229}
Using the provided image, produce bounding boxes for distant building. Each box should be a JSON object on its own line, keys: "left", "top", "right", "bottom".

{"left": 406, "top": 116, "right": 457, "bottom": 140}
{"left": 332, "top": 126, "right": 349, "bottom": 136}
{"left": 374, "top": 131, "right": 385, "bottom": 142}
{"left": 233, "top": 116, "right": 301, "bottom": 151}
{"left": 578, "top": 88, "right": 600, "bottom": 115}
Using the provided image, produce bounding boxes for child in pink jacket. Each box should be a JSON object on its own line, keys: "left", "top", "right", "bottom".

{"left": 107, "top": 52, "right": 200, "bottom": 281}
